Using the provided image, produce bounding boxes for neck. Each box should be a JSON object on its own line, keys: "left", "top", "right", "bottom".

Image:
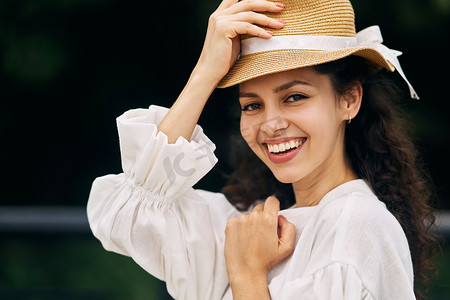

{"left": 291, "top": 148, "right": 357, "bottom": 208}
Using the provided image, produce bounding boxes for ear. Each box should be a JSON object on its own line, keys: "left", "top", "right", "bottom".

{"left": 340, "top": 81, "right": 362, "bottom": 123}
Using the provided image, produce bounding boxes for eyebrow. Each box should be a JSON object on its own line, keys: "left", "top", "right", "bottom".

{"left": 273, "top": 80, "right": 312, "bottom": 93}
{"left": 239, "top": 91, "right": 259, "bottom": 98}
{"left": 239, "top": 80, "right": 312, "bottom": 98}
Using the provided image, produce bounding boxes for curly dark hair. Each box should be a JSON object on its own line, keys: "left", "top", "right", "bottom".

{"left": 221, "top": 56, "right": 441, "bottom": 297}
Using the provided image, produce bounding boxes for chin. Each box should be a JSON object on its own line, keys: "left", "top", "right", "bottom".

{"left": 270, "top": 168, "right": 305, "bottom": 184}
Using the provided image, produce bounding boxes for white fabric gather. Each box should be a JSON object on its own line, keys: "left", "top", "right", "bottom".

{"left": 241, "top": 25, "right": 419, "bottom": 100}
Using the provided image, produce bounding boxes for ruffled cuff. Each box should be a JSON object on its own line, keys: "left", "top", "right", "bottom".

{"left": 116, "top": 105, "right": 218, "bottom": 201}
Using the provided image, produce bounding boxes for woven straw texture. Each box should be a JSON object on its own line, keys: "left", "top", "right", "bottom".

{"left": 218, "top": 0, "right": 394, "bottom": 88}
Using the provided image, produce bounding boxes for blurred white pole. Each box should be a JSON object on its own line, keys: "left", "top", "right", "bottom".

{"left": 0, "top": 206, "right": 449, "bottom": 237}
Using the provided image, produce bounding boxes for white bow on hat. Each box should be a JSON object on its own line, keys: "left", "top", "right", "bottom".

{"left": 356, "top": 26, "right": 418, "bottom": 99}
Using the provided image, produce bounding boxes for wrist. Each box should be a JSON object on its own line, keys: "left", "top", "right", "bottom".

{"left": 191, "top": 61, "right": 224, "bottom": 89}
{"left": 229, "top": 272, "right": 268, "bottom": 285}
{"left": 176, "top": 66, "right": 217, "bottom": 109}
{"left": 229, "top": 272, "right": 270, "bottom": 300}
{"left": 157, "top": 61, "right": 218, "bottom": 144}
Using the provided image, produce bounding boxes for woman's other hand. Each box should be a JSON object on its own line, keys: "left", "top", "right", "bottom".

{"left": 224, "top": 196, "right": 295, "bottom": 299}
{"left": 194, "top": 0, "right": 285, "bottom": 86}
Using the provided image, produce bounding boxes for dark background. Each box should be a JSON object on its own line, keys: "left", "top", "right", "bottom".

{"left": 1, "top": 0, "right": 449, "bottom": 208}
{"left": 0, "top": 0, "right": 449, "bottom": 299}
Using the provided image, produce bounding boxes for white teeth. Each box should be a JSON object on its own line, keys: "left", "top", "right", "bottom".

{"left": 267, "top": 139, "right": 305, "bottom": 153}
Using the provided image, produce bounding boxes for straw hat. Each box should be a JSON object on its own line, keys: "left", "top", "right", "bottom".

{"left": 217, "top": 0, "right": 418, "bottom": 99}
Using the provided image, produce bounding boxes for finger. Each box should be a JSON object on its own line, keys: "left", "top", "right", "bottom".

{"left": 225, "top": 0, "right": 284, "bottom": 14}
{"left": 225, "top": 216, "right": 239, "bottom": 234}
{"left": 226, "top": 11, "right": 285, "bottom": 29}
{"left": 252, "top": 203, "right": 264, "bottom": 212}
{"left": 217, "top": 0, "right": 239, "bottom": 11}
{"left": 278, "top": 215, "right": 296, "bottom": 257}
{"left": 226, "top": 21, "right": 273, "bottom": 39}
{"left": 264, "top": 196, "right": 280, "bottom": 215}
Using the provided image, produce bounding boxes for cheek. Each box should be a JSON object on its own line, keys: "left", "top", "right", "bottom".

{"left": 310, "top": 112, "right": 343, "bottom": 158}
{"left": 240, "top": 118, "right": 257, "bottom": 147}
{"left": 288, "top": 106, "right": 324, "bottom": 137}
{"left": 295, "top": 105, "right": 340, "bottom": 148}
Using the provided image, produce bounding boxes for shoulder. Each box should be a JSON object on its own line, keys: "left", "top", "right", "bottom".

{"left": 316, "top": 180, "right": 404, "bottom": 238}
{"left": 299, "top": 180, "right": 414, "bottom": 297}
{"left": 314, "top": 180, "right": 413, "bottom": 291}
{"left": 302, "top": 180, "right": 412, "bottom": 270}
{"left": 331, "top": 185, "right": 410, "bottom": 256}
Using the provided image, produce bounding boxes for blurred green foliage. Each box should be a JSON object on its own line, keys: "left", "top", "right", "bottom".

{"left": 0, "top": 236, "right": 172, "bottom": 300}
{"left": 3, "top": 33, "right": 66, "bottom": 83}
{"left": 429, "top": 244, "right": 450, "bottom": 298}
{"left": 0, "top": 236, "right": 449, "bottom": 299}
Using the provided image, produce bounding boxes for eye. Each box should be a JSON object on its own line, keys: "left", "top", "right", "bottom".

{"left": 241, "top": 103, "right": 262, "bottom": 112}
{"left": 285, "top": 94, "right": 307, "bottom": 103}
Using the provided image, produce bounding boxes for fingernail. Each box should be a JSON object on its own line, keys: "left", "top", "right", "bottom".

{"left": 275, "top": 3, "right": 285, "bottom": 8}
{"left": 277, "top": 19, "right": 285, "bottom": 25}
{"left": 266, "top": 30, "right": 273, "bottom": 36}
{"left": 279, "top": 215, "right": 287, "bottom": 221}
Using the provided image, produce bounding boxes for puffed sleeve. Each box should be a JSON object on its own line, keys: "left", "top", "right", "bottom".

{"left": 87, "top": 105, "right": 238, "bottom": 300}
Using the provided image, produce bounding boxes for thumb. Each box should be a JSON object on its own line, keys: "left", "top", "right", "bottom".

{"left": 278, "top": 215, "right": 296, "bottom": 257}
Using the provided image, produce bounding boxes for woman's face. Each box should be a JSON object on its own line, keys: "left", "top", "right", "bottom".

{"left": 239, "top": 67, "right": 352, "bottom": 184}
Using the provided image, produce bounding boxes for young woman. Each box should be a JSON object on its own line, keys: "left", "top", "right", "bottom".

{"left": 87, "top": 0, "right": 439, "bottom": 299}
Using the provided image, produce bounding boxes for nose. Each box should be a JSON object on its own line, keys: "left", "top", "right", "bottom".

{"left": 260, "top": 110, "right": 289, "bottom": 136}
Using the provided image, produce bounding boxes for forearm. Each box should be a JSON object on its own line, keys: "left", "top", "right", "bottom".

{"left": 229, "top": 274, "right": 271, "bottom": 300}
{"left": 157, "top": 66, "right": 218, "bottom": 144}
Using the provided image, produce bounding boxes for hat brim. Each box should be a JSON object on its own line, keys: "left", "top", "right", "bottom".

{"left": 217, "top": 47, "right": 395, "bottom": 88}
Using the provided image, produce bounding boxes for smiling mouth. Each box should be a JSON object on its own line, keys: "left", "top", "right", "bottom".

{"left": 265, "top": 138, "right": 307, "bottom": 155}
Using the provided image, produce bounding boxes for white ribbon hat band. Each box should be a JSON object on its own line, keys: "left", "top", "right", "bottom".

{"left": 241, "top": 26, "right": 419, "bottom": 99}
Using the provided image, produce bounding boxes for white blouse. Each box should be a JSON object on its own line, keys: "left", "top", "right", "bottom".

{"left": 87, "top": 105, "right": 415, "bottom": 300}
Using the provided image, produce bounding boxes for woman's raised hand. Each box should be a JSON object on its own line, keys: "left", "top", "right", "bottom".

{"left": 224, "top": 196, "right": 296, "bottom": 299}
{"left": 157, "top": 0, "right": 284, "bottom": 144}
{"left": 194, "top": 0, "right": 285, "bottom": 86}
